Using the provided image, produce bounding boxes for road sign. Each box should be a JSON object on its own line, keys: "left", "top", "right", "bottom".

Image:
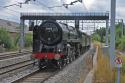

{"left": 115, "top": 57, "right": 122, "bottom": 83}
{"left": 115, "top": 57, "right": 122, "bottom": 68}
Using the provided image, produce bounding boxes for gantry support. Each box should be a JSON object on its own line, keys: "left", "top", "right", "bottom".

{"left": 121, "top": 19, "right": 124, "bottom": 37}
{"left": 106, "top": 19, "right": 109, "bottom": 46}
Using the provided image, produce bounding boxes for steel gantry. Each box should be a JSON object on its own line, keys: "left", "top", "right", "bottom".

{"left": 19, "top": 12, "right": 109, "bottom": 52}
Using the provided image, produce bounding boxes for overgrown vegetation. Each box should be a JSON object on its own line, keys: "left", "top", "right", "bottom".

{"left": 93, "top": 42, "right": 113, "bottom": 83}
{"left": 24, "top": 33, "right": 33, "bottom": 47}
{"left": 92, "top": 23, "right": 125, "bottom": 51}
{"left": 0, "top": 27, "right": 32, "bottom": 52}
{"left": 92, "top": 27, "right": 106, "bottom": 43}
{"left": 93, "top": 42, "right": 125, "bottom": 83}
{"left": 0, "top": 28, "right": 15, "bottom": 50}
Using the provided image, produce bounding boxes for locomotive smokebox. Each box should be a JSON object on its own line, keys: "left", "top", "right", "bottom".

{"left": 39, "top": 21, "right": 62, "bottom": 46}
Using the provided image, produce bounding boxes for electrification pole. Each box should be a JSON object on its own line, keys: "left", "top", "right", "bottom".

{"left": 106, "top": 19, "right": 109, "bottom": 46}
{"left": 110, "top": 0, "right": 116, "bottom": 67}
{"left": 121, "top": 19, "right": 124, "bottom": 37}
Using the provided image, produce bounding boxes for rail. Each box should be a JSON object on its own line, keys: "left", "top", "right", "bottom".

{"left": 0, "top": 50, "right": 32, "bottom": 60}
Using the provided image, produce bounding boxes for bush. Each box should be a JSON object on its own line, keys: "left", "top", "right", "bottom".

{"left": 24, "top": 33, "right": 33, "bottom": 47}
{"left": 116, "top": 39, "right": 121, "bottom": 49}
{"left": 92, "top": 34, "right": 101, "bottom": 42}
{"left": 118, "top": 36, "right": 125, "bottom": 51}
{"left": 0, "top": 28, "right": 14, "bottom": 49}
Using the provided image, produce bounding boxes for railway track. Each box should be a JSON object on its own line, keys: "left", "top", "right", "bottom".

{"left": 0, "top": 59, "right": 38, "bottom": 82}
{"left": 0, "top": 51, "right": 58, "bottom": 83}
{"left": 13, "top": 68, "right": 59, "bottom": 83}
{"left": 0, "top": 50, "right": 32, "bottom": 60}
{"left": 0, "top": 49, "right": 91, "bottom": 83}
{"left": 0, "top": 50, "right": 39, "bottom": 83}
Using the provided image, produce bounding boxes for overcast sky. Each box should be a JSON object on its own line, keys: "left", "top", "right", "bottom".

{"left": 0, "top": 0, "right": 125, "bottom": 22}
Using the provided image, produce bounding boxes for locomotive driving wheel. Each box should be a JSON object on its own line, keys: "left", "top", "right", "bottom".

{"left": 38, "top": 59, "right": 46, "bottom": 70}
{"left": 56, "top": 59, "right": 63, "bottom": 69}
{"left": 72, "top": 49, "right": 76, "bottom": 61}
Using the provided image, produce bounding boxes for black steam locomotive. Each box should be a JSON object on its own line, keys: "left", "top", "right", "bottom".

{"left": 32, "top": 20, "right": 91, "bottom": 69}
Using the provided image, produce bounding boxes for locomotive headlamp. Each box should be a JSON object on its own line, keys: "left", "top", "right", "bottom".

{"left": 54, "top": 54, "right": 60, "bottom": 60}
{"left": 57, "top": 48, "right": 62, "bottom": 53}
{"left": 58, "top": 49, "right": 61, "bottom": 52}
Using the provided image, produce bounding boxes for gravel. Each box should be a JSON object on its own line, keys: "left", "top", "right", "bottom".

{"left": 44, "top": 48, "right": 94, "bottom": 83}
{"left": 0, "top": 66, "right": 38, "bottom": 83}
{"left": 0, "top": 54, "right": 31, "bottom": 68}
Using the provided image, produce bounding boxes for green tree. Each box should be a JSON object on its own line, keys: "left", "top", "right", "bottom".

{"left": 92, "top": 34, "right": 101, "bottom": 42}
{"left": 117, "top": 36, "right": 125, "bottom": 51}
{"left": 92, "top": 27, "right": 106, "bottom": 42}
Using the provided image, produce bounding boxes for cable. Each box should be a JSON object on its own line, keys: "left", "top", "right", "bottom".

{"left": 81, "top": 0, "right": 88, "bottom": 11}
{"left": 36, "top": 1, "right": 49, "bottom": 8}
{"left": 61, "top": 0, "right": 86, "bottom": 10}
{"left": 0, "top": 7, "right": 19, "bottom": 19}
{"left": 0, "top": 12, "right": 19, "bottom": 21}
{"left": 48, "top": 5, "right": 62, "bottom": 8}
{"left": 3, "top": 3, "right": 21, "bottom": 8}
{"left": 3, "top": 0, "right": 35, "bottom": 8}
{"left": 0, "top": 6, "right": 20, "bottom": 14}
{"left": 36, "top": 1, "right": 53, "bottom": 10}
{"left": 34, "top": 0, "right": 54, "bottom": 12}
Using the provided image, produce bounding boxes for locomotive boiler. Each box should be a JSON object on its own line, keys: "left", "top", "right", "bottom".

{"left": 32, "top": 20, "right": 91, "bottom": 69}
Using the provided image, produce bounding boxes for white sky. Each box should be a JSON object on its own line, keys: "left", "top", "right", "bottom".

{"left": 0, "top": 0, "right": 124, "bottom": 21}
{"left": 0, "top": 0, "right": 125, "bottom": 35}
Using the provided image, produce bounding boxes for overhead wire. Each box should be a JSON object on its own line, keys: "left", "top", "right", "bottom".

{"left": 0, "top": 0, "right": 36, "bottom": 16}
{"left": 35, "top": 0, "right": 54, "bottom": 11}
{"left": 0, "top": 0, "right": 35, "bottom": 22}
{"left": 0, "top": 6, "right": 20, "bottom": 14}
{"left": 0, "top": 10, "right": 19, "bottom": 21}
{"left": 48, "top": 5, "right": 63, "bottom": 9}
{"left": 0, "top": 5, "right": 19, "bottom": 22}
{"left": 0, "top": 7, "right": 19, "bottom": 16}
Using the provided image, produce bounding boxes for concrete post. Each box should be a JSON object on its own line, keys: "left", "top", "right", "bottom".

{"left": 110, "top": 0, "right": 116, "bottom": 67}
{"left": 94, "top": 21, "right": 95, "bottom": 32}
{"left": 75, "top": 20, "right": 80, "bottom": 36}
{"left": 123, "top": 23, "right": 124, "bottom": 35}
{"left": 106, "top": 19, "right": 109, "bottom": 46}
{"left": 75, "top": 20, "right": 79, "bottom": 29}
{"left": 19, "top": 19, "right": 25, "bottom": 52}
{"left": 121, "top": 19, "right": 124, "bottom": 37}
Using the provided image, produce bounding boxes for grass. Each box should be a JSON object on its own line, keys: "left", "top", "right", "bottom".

{"left": 93, "top": 41, "right": 125, "bottom": 83}
{"left": 93, "top": 43, "right": 113, "bottom": 83}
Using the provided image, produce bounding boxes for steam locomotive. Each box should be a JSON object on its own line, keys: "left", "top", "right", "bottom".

{"left": 32, "top": 20, "right": 91, "bottom": 69}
